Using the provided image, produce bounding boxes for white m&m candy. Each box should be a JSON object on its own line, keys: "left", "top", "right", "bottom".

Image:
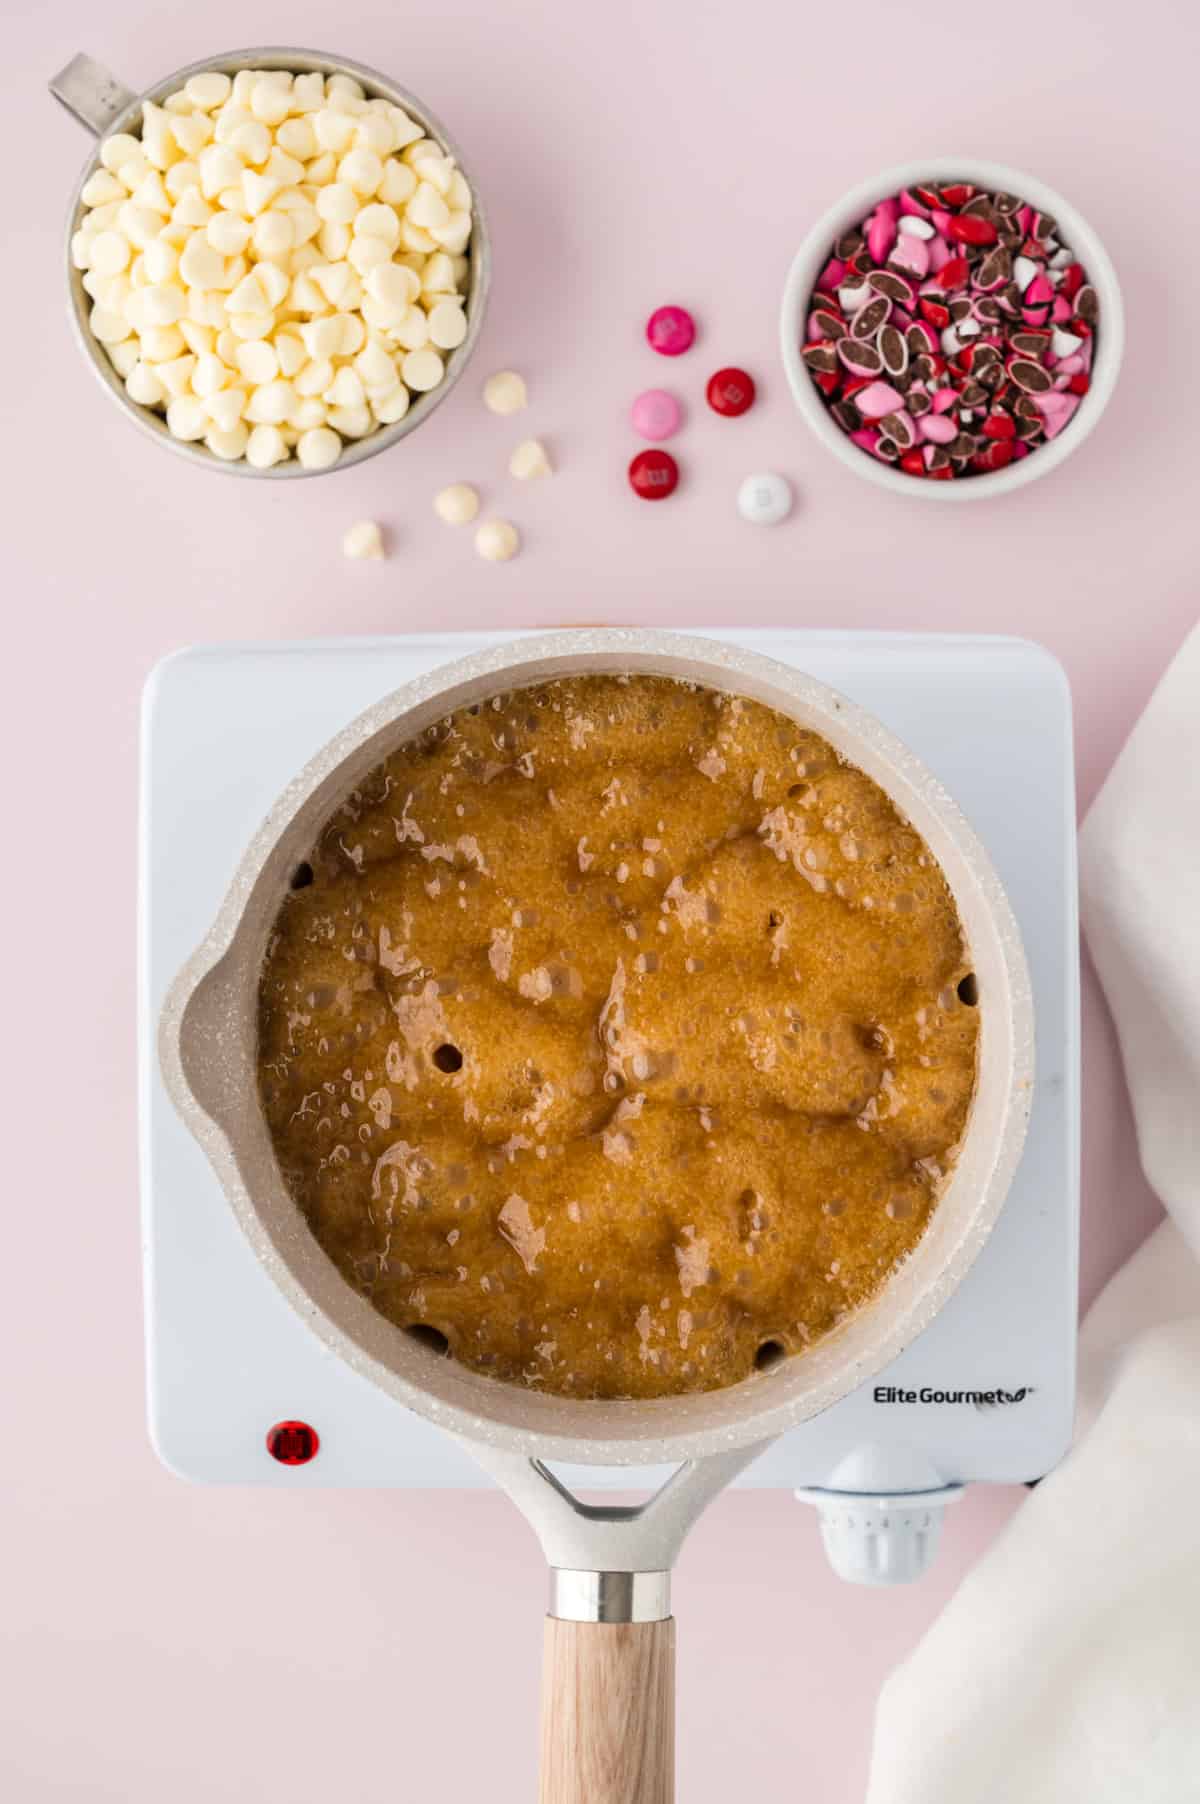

{"left": 736, "top": 472, "right": 794, "bottom": 526}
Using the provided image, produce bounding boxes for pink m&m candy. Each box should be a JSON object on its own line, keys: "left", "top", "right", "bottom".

{"left": 646, "top": 305, "right": 695, "bottom": 356}
{"left": 631, "top": 389, "right": 682, "bottom": 441}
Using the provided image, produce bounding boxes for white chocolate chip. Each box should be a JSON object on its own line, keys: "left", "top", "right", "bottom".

{"left": 379, "top": 160, "right": 417, "bottom": 207}
{"left": 426, "top": 300, "right": 467, "bottom": 349}
{"left": 108, "top": 338, "right": 140, "bottom": 377}
{"left": 355, "top": 202, "right": 401, "bottom": 245}
{"left": 126, "top": 361, "right": 165, "bottom": 406}
{"left": 89, "top": 305, "right": 132, "bottom": 344}
{"left": 342, "top": 520, "right": 385, "bottom": 560}
{"left": 328, "top": 402, "right": 372, "bottom": 438}
{"left": 206, "top": 422, "right": 250, "bottom": 460}
{"left": 185, "top": 71, "right": 232, "bottom": 111}
{"left": 82, "top": 169, "right": 126, "bottom": 207}
{"left": 245, "top": 423, "right": 289, "bottom": 468}
{"left": 483, "top": 370, "right": 527, "bottom": 415}
{"left": 205, "top": 387, "right": 247, "bottom": 432}
{"left": 89, "top": 231, "right": 131, "bottom": 276}
{"left": 339, "top": 148, "right": 384, "bottom": 196}
{"left": 372, "top": 385, "right": 411, "bottom": 425}
{"left": 407, "top": 182, "right": 450, "bottom": 231}
{"left": 474, "top": 519, "right": 520, "bottom": 562}
{"left": 316, "top": 181, "right": 358, "bottom": 224}
{"left": 297, "top": 426, "right": 342, "bottom": 469}
{"left": 166, "top": 393, "right": 208, "bottom": 438}
{"left": 100, "top": 132, "right": 142, "bottom": 173}
{"left": 509, "top": 438, "right": 552, "bottom": 480}
{"left": 401, "top": 348, "right": 443, "bottom": 391}
{"left": 434, "top": 483, "right": 479, "bottom": 526}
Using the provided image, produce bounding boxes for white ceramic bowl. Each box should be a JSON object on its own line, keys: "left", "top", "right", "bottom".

{"left": 780, "top": 157, "right": 1124, "bottom": 502}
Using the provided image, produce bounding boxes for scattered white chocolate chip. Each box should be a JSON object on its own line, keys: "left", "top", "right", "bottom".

{"left": 509, "top": 437, "right": 552, "bottom": 480}
{"left": 475, "top": 519, "right": 520, "bottom": 562}
{"left": 342, "top": 519, "right": 386, "bottom": 560}
{"left": 78, "top": 65, "right": 476, "bottom": 470}
{"left": 483, "top": 370, "right": 527, "bottom": 415}
{"left": 434, "top": 482, "right": 480, "bottom": 525}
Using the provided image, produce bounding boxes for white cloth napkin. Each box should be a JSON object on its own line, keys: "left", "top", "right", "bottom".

{"left": 865, "top": 624, "right": 1200, "bottom": 1804}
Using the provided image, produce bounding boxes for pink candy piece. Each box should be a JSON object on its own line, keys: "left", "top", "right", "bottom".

{"left": 1031, "top": 391, "right": 1080, "bottom": 438}
{"left": 931, "top": 386, "right": 959, "bottom": 413}
{"left": 866, "top": 207, "right": 898, "bottom": 265}
{"left": 854, "top": 381, "right": 906, "bottom": 420}
{"left": 926, "top": 232, "right": 953, "bottom": 273}
{"left": 1051, "top": 294, "right": 1073, "bottom": 324}
{"left": 818, "top": 256, "right": 846, "bottom": 291}
{"left": 1054, "top": 352, "right": 1086, "bottom": 375}
{"left": 917, "top": 413, "right": 957, "bottom": 444}
{"left": 646, "top": 305, "right": 696, "bottom": 356}
{"left": 1017, "top": 205, "right": 1034, "bottom": 235}
{"left": 890, "top": 234, "right": 929, "bottom": 278}
{"left": 1026, "top": 272, "right": 1054, "bottom": 305}
{"left": 899, "top": 188, "right": 931, "bottom": 218}
{"left": 631, "top": 388, "right": 682, "bottom": 441}
{"left": 931, "top": 209, "right": 953, "bottom": 237}
{"left": 850, "top": 427, "right": 882, "bottom": 455}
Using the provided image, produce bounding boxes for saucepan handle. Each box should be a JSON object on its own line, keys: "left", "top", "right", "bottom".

{"left": 49, "top": 53, "right": 135, "bottom": 136}
{"left": 539, "top": 1615, "right": 675, "bottom": 1804}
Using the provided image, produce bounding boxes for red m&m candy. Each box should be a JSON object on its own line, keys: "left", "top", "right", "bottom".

{"left": 628, "top": 449, "right": 679, "bottom": 500}
{"left": 706, "top": 367, "right": 756, "bottom": 417}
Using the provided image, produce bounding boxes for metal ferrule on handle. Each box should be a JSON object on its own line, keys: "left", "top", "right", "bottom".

{"left": 550, "top": 1570, "right": 671, "bottom": 1624}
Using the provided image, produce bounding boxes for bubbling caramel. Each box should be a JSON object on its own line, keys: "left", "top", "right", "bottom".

{"left": 257, "top": 675, "right": 979, "bottom": 1398}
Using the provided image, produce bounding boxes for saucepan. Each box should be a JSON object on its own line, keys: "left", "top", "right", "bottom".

{"left": 159, "top": 628, "right": 1033, "bottom": 1802}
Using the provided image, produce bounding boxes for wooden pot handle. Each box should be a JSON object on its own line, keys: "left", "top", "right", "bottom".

{"left": 539, "top": 1616, "right": 675, "bottom": 1804}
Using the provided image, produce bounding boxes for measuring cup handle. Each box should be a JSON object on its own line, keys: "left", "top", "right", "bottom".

{"left": 48, "top": 54, "right": 135, "bottom": 136}
{"left": 539, "top": 1616, "right": 675, "bottom": 1804}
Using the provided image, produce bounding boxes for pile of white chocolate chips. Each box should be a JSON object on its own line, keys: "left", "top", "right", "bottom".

{"left": 73, "top": 66, "right": 474, "bottom": 470}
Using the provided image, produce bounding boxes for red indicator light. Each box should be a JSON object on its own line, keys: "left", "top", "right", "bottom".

{"left": 266, "top": 1420, "right": 320, "bottom": 1465}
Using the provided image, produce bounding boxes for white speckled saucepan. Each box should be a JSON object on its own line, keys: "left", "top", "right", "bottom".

{"left": 159, "top": 629, "right": 1033, "bottom": 1804}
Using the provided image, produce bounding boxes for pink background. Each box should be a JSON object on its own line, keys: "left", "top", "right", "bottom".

{"left": 6, "top": 2, "right": 1197, "bottom": 1798}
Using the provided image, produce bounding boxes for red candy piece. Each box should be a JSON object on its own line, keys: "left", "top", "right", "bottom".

{"left": 1060, "top": 263, "right": 1085, "bottom": 300}
{"left": 1067, "top": 373, "right": 1091, "bottom": 395}
{"left": 935, "top": 256, "right": 970, "bottom": 291}
{"left": 628, "top": 448, "right": 679, "bottom": 500}
{"left": 982, "top": 411, "right": 1016, "bottom": 440}
{"left": 940, "top": 183, "right": 977, "bottom": 207}
{"left": 812, "top": 368, "right": 840, "bottom": 396}
{"left": 919, "top": 297, "right": 951, "bottom": 329}
{"left": 972, "top": 440, "right": 1014, "bottom": 472}
{"left": 899, "top": 449, "right": 926, "bottom": 476}
{"left": 948, "top": 215, "right": 998, "bottom": 247}
{"left": 706, "top": 367, "right": 756, "bottom": 417}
